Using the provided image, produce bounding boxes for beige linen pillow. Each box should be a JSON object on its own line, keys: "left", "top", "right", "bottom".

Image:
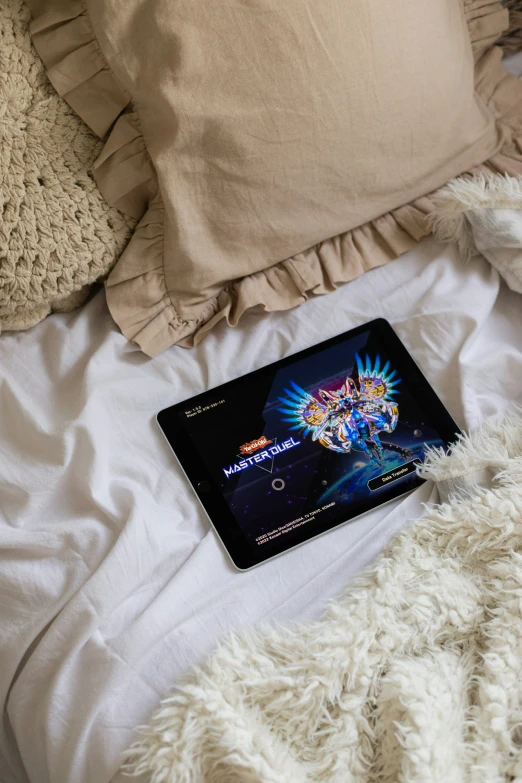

{"left": 26, "top": 0, "right": 522, "bottom": 355}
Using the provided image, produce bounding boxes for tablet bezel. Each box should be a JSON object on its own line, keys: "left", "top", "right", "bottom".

{"left": 157, "top": 318, "right": 460, "bottom": 570}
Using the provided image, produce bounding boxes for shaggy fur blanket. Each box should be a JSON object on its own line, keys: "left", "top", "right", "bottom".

{"left": 124, "top": 412, "right": 522, "bottom": 782}
{"left": 430, "top": 173, "right": 522, "bottom": 296}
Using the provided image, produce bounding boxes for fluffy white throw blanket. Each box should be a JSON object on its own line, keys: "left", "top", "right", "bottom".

{"left": 124, "top": 412, "right": 522, "bottom": 782}
{"left": 429, "top": 172, "right": 522, "bottom": 294}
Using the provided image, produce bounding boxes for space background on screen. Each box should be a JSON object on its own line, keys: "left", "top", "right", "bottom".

{"left": 180, "top": 330, "right": 445, "bottom": 551}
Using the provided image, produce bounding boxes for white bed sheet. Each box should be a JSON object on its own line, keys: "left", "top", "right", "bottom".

{"left": 1, "top": 236, "right": 521, "bottom": 783}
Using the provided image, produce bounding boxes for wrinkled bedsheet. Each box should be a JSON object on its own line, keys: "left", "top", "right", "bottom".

{"left": 1, "top": 234, "right": 522, "bottom": 783}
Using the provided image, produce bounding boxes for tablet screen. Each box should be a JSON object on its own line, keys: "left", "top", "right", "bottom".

{"left": 158, "top": 319, "right": 459, "bottom": 569}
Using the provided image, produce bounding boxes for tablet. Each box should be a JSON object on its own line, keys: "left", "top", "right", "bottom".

{"left": 157, "top": 318, "right": 459, "bottom": 570}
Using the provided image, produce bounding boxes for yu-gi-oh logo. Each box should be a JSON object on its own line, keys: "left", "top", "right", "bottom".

{"left": 239, "top": 435, "right": 273, "bottom": 455}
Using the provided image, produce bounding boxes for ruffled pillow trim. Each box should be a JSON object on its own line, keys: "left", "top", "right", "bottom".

{"left": 26, "top": 0, "right": 522, "bottom": 355}
{"left": 463, "top": 0, "right": 510, "bottom": 61}
{"left": 27, "top": 0, "right": 156, "bottom": 222}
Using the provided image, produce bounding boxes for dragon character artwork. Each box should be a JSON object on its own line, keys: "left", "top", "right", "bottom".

{"left": 278, "top": 354, "right": 412, "bottom": 465}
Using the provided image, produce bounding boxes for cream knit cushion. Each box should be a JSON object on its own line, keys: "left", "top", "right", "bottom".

{"left": 0, "top": 0, "right": 134, "bottom": 332}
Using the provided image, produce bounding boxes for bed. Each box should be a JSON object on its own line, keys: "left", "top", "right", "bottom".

{"left": 2, "top": 51, "right": 522, "bottom": 783}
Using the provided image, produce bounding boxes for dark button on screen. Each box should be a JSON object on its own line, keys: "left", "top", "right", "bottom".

{"left": 367, "top": 459, "right": 421, "bottom": 492}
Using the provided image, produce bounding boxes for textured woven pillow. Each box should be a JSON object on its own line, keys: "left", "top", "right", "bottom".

{"left": 0, "top": 0, "right": 133, "bottom": 332}
{"left": 26, "top": 0, "right": 522, "bottom": 355}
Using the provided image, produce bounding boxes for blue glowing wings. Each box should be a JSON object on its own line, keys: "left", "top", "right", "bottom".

{"left": 277, "top": 354, "right": 401, "bottom": 438}
{"left": 355, "top": 353, "right": 400, "bottom": 402}
{"left": 277, "top": 380, "right": 326, "bottom": 438}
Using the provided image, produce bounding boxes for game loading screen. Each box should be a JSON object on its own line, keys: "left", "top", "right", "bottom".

{"left": 178, "top": 329, "right": 447, "bottom": 553}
